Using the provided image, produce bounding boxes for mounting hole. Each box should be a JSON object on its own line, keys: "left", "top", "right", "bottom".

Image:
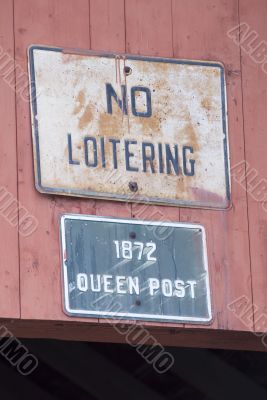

{"left": 128, "top": 182, "right": 138, "bottom": 192}
{"left": 124, "top": 66, "right": 132, "bottom": 76}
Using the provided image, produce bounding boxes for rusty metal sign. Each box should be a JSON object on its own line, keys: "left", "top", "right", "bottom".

{"left": 28, "top": 45, "right": 230, "bottom": 208}
{"left": 60, "top": 214, "right": 212, "bottom": 323}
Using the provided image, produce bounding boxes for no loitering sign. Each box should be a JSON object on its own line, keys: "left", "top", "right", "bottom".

{"left": 28, "top": 46, "right": 230, "bottom": 208}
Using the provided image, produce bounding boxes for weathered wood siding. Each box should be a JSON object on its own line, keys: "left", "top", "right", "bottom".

{"left": 0, "top": 0, "right": 266, "bottom": 348}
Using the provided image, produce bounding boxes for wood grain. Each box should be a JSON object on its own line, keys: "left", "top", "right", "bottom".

{"left": 239, "top": 0, "right": 267, "bottom": 332}
{"left": 5, "top": 0, "right": 265, "bottom": 340}
{"left": 1, "top": 317, "right": 266, "bottom": 352}
{"left": 124, "top": 0, "right": 183, "bottom": 330}
{"left": 90, "top": 0, "right": 125, "bottom": 52}
{"left": 89, "top": 0, "right": 136, "bottom": 326}
{"left": 14, "top": 0, "right": 97, "bottom": 321}
{"left": 0, "top": 0, "right": 20, "bottom": 318}
{"left": 172, "top": 0, "right": 253, "bottom": 331}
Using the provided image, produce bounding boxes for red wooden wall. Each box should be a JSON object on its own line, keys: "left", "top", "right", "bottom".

{"left": 0, "top": 0, "right": 266, "bottom": 350}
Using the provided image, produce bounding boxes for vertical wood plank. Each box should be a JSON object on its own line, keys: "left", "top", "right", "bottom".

{"left": 90, "top": 0, "right": 131, "bottom": 220}
{"left": 125, "top": 0, "right": 173, "bottom": 57}
{"left": 90, "top": 0, "right": 134, "bottom": 326}
{"left": 124, "top": 0, "right": 178, "bottom": 231}
{"left": 14, "top": 0, "right": 97, "bottom": 321}
{"left": 172, "top": 0, "right": 252, "bottom": 330}
{"left": 0, "top": 0, "right": 20, "bottom": 318}
{"left": 239, "top": 0, "right": 267, "bottom": 332}
{"left": 90, "top": 0, "right": 125, "bottom": 52}
{"left": 125, "top": 0, "right": 183, "bottom": 329}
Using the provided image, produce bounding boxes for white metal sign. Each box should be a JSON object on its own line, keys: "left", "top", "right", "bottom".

{"left": 28, "top": 46, "right": 230, "bottom": 208}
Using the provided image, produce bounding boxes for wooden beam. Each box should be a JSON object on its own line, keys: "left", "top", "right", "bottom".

{"left": 2, "top": 319, "right": 267, "bottom": 352}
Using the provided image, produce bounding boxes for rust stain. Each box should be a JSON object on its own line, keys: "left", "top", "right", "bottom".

{"left": 189, "top": 187, "right": 226, "bottom": 206}
{"left": 139, "top": 61, "right": 170, "bottom": 76}
{"left": 135, "top": 114, "right": 160, "bottom": 136}
{"left": 72, "top": 91, "right": 93, "bottom": 130}
{"left": 133, "top": 78, "right": 168, "bottom": 136}
{"left": 201, "top": 97, "right": 212, "bottom": 111}
{"left": 34, "top": 51, "right": 226, "bottom": 207}
{"left": 79, "top": 105, "right": 93, "bottom": 130}
{"left": 214, "top": 67, "right": 221, "bottom": 77}
{"left": 98, "top": 107, "right": 124, "bottom": 137}
{"left": 73, "top": 90, "right": 85, "bottom": 115}
{"left": 62, "top": 53, "right": 88, "bottom": 64}
{"left": 175, "top": 175, "right": 186, "bottom": 200}
{"left": 179, "top": 122, "right": 200, "bottom": 153}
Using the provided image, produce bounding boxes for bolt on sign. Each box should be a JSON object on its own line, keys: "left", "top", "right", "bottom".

{"left": 28, "top": 46, "right": 230, "bottom": 208}
{"left": 60, "top": 215, "right": 212, "bottom": 323}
